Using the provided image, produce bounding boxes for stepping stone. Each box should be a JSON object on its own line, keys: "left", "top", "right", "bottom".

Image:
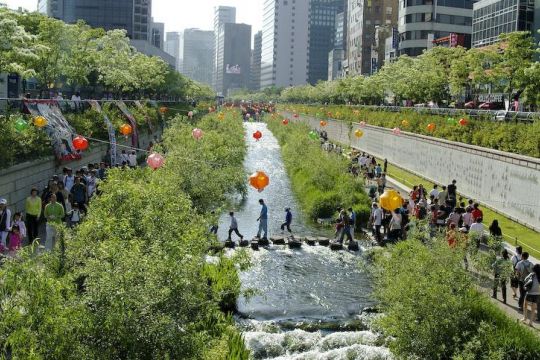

{"left": 224, "top": 240, "right": 236, "bottom": 249}
{"left": 288, "top": 237, "right": 302, "bottom": 249}
{"left": 305, "top": 236, "right": 317, "bottom": 246}
{"left": 270, "top": 235, "right": 286, "bottom": 245}
{"left": 348, "top": 241, "right": 360, "bottom": 252}
{"left": 239, "top": 239, "right": 250, "bottom": 247}
{"left": 251, "top": 240, "right": 259, "bottom": 251}
{"left": 330, "top": 241, "right": 343, "bottom": 251}
{"left": 257, "top": 237, "right": 270, "bottom": 246}
{"left": 318, "top": 237, "right": 330, "bottom": 246}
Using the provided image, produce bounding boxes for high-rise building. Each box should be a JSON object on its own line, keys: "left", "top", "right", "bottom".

{"left": 150, "top": 19, "right": 165, "bottom": 50}
{"left": 215, "top": 23, "right": 252, "bottom": 96}
{"left": 346, "top": 0, "right": 399, "bottom": 76}
{"left": 536, "top": 0, "right": 540, "bottom": 50}
{"left": 261, "top": 0, "right": 310, "bottom": 89}
{"left": 213, "top": 6, "right": 237, "bottom": 90}
{"left": 251, "top": 31, "right": 263, "bottom": 91}
{"left": 308, "top": 0, "right": 346, "bottom": 84}
{"left": 398, "top": 0, "right": 476, "bottom": 57}
{"left": 183, "top": 29, "right": 214, "bottom": 86}
{"left": 472, "top": 0, "right": 535, "bottom": 48}
{"left": 165, "top": 32, "right": 183, "bottom": 72}
{"left": 328, "top": 8, "right": 348, "bottom": 80}
{"left": 38, "top": 0, "right": 152, "bottom": 41}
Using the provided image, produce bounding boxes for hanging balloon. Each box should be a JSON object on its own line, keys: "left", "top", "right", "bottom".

{"left": 282, "top": 118, "right": 289, "bottom": 125}
{"left": 379, "top": 189, "right": 404, "bottom": 211}
{"left": 192, "top": 128, "right": 203, "bottom": 140}
{"left": 147, "top": 153, "right": 165, "bottom": 170}
{"left": 354, "top": 129, "right": 364, "bottom": 138}
{"left": 427, "top": 123, "right": 436, "bottom": 132}
{"left": 72, "top": 135, "right": 89, "bottom": 151}
{"left": 392, "top": 127, "right": 401, "bottom": 135}
{"left": 335, "top": 112, "right": 341, "bottom": 118}
{"left": 401, "top": 119, "right": 409, "bottom": 127}
{"left": 320, "top": 120, "right": 327, "bottom": 127}
{"left": 33, "top": 116, "right": 47, "bottom": 128}
{"left": 159, "top": 106, "right": 168, "bottom": 114}
{"left": 293, "top": 113, "right": 299, "bottom": 118}
{"left": 308, "top": 130, "right": 319, "bottom": 140}
{"left": 253, "top": 130, "right": 262, "bottom": 140}
{"left": 188, "top": 111, "right": 194, "bottom": 118}
{"left": 120, "top": 123, "right": 133, "bottom": 136}
{"left": 14, "top": 118, "right": 29, "bottom": 132}
{"left": 249, "top": 170, "right": 270, "bottom": 192}
{"left": 459, "top": 118, "right": 468, "bottom": 126}
{"left": 359, "top": 121, "right": 366, "bottom": 128}
{"left": 446, "top": 117, "right": 457, "bottom": 125}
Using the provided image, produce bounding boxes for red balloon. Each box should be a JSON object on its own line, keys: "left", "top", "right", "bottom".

{"left": 147, "top": 153, "right": 164, "bottom": 170}
{"left": 320, "top": 120, "right": 327, "bottom": 127}
{"left": 72, "top": 135, "right": 89, "bottom": 151}
{"left": 293, "top": 113, "right": 299, "bottom": 118}
{"left": 282, "top": 119, "right": 289, "bottom": 125}
{"left": 253, "top": 130, "right": 262, "bottom": 140}
{"left": 459, "top": 118, "right": 468, "bottom": 126}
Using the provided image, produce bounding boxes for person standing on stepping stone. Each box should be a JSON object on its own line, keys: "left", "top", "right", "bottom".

{"left": 281, "top": 208, "right": 293, "bottom": 233}
{"left": 227, "top": 212, "right": 243, "bottom": 241}
{"left": 256, "top": 199, "right": 268, "bottom": 240}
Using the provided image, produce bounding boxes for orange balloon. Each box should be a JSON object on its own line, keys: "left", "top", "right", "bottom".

{"left": 320, "top": 120, "right": 327, "bottom": 127}
{"left": 159, "top": 106, "right": 168, "bottom": 114}
{"left": 459, "top": 118, "right": 468, "bottom": 126}
{"left": 120, "top": 123, "right": 133, "bottom": 135}
{"left": 427, "top": 123, "right": 436, "bottom": 132}
{"left": 72, "top": 135, "right": 89, "bottom": 151}
{"left": 282, "top": 119, "right": 289, "bottom": 125}
{"left": 249, "top": 170, "right": 270, "bottom": 192}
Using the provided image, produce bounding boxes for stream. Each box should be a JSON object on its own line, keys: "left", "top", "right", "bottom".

{"left": 216, "top": 122, "right": 391, "bottom": 359}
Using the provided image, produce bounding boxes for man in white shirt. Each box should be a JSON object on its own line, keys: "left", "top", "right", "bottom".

{"left": 429, "top": 184, "right": 440, "bottom": 199}
{"left": 128, "top": 150, "right": 137, "bottom": 168}
{"left": 0, "top": 199, "right": 12, "bottom": 250}
{"left": 371, "top": 203, "right": 383, "bottom": 244}
{"left": 227, "top": 211, "right": 244, "bottom": 241}
{"left": 469, "top": 218, "right": 484, "bottom": 236}
{"left": 63, "top": 167, "right": 75, "bottom": 192}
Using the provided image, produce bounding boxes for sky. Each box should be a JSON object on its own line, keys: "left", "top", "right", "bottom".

{"left": 5, "top": 0, "right": 263, "bottom": 33}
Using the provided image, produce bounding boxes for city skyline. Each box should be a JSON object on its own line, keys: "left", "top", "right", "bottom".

{"left": 4, "top": 0, "right": 263, "bottom": 34}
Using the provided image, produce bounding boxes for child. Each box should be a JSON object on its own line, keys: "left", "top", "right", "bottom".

{"left": 68, "top": 202, "right": 83, "bottom": 227}
{"left": 8, "top": 224, "right": 22, "bottom": 254}
{"left": 12, "top": 212, "right": 27, "bottom": 240}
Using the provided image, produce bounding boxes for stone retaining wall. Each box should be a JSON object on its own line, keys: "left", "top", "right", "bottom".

{"left": 288, "top": 113, "right": 540, "bottom": 232}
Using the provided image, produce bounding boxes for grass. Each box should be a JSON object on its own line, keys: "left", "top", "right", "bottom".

{"left": 381, "top": 160, "right": 540, "bottom": 259}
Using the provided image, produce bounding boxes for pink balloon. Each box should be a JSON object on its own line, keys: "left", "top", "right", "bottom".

{"left": 192, "top": 128, "right": 203, "bottom": 140}
{"left": 392, "top": 127, "right": 401, "bottom": 135}
{"left": 359, "top": 121, "right": 366, "bottom": 128}
{"left": 246, "top": 113, "right": 251, "bottom": 119}
{"left": 188, "top": 111, "right": 194, "bottom": 118}
{"left": 147, "top": 153, "right": 164, "bottom": 170}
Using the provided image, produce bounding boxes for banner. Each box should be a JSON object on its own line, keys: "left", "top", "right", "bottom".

{"left": 24, "top": 100, "right": 80, "bottom": 161}
{"left": 226, "top": 64, "right": 241, "bottom": 74}
{"left": 89, "top": 100, "right": 117, "bottom": 165}
{"left": 116, "top": 101, "right": 139, "bottom": 148}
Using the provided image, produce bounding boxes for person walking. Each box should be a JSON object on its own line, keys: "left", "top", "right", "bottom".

{"left": 521, "top": 264, "right": 540, "bottom": 327}
{"left": 516, "top": 252, "right": 534, "bottom": 311}
{"left": 388, "top": 208, "right": 402, "bottom": 242}
{"left": 338, "top": 209, "right": 353, "bottom": 244}
{"left": 44, "top": 194, "right": 65, "bottom": 250}
{"left": 348, "top": 207, "right": 356, "bottom": 238}
{"left": 0, "top": 199, "right": 12, "bottom": 252}
{"left": 492, "top": 249, "right": 510, "bottom": 304}
{"left": 256, "top": 199, "right": 268, "bottom": 240}
{"left": 511, "top": 246, "right": 523, "bottom": 299}
{"left": 227, "top": 212, "right": 243, "bottom": 241}
{"left": 281, "top": 208, "right": 293, "bottom": 233}
{"left": 25, "top": 188, "right": 42, "bottom": 242}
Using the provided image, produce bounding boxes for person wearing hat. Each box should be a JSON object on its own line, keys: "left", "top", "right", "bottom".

{"left": 0, "top": 198, "right": 12, "bottom": 251}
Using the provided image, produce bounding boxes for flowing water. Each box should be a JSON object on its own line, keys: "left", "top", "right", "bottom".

{"left": 217, "top": 122, "right": 391, "bottom": 359}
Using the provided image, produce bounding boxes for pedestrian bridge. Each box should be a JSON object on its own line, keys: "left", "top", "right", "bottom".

{"left": 221, "top": 235, "right": 360, "bottom": 252}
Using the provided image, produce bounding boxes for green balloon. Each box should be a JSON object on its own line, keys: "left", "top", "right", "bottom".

{"left": 446, "top": 117, "right": 457, "bottom": 125}
{"left": 14, "top": 118, "right": 29, "bottom": 132}
{"left": 308, "top": 130, "right": 319, "bottom": 140}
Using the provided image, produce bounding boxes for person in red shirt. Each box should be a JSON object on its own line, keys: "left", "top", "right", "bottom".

{"left": 471, "top": 203, "right": 483, "bottom": 221}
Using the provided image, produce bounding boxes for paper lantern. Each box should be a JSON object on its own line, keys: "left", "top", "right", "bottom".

{"left": 147, "top": 153, "right": 164, "bottom": 170}
{"left": 249, "top": 170, "right": 270, "bottom": 192}
{"left": 336, "top": 112, "right": 341, "bottom": 118}
{"left": 401, "top": 119, "right": 409, "bottom": 127}
{"left": 218, "top": 113, "right": 225, "bottom": 120}
{"left": 392, "top": 127, "right": 401, "bottom": 135}
{"left": 379, "top": 189, "right": 404, "bottom": 211}
{"left": 359, "top": 121, "right": 366, "bottom": 128}
{"left": 192, "top": 128, "right": 203, "bottom": 140}
{"left": 72, "top": 135, "right": 89, "bottom": 151}
{"left": 354, "top": 129, "right": 364, "bottom": 138}
{"left": 320, "top": 120, "right": 327, "bottom": 127}
{"left": 293, "top": 113, "right": 299, "bottom": 118}
{"left": 446, "top": 117, "right": 457, "bottom": 125}
{"left": 120, "top": 123, "right": 133, "bottom": 136}
{"left": 159, "top": 106, "right": 168, "bottom": 114}
{"left": 282, "top": 118, "right": 289, "bottom": 125}
{"left": 459, "top": 118, "right": 468, "bottom": 126}
{"left": 308, "top": 130, "right": 319, "bottom": 140}
{"left": 427, "top": 123, "right": 436, "bottom": 132}
{"left": 188, "top": 111, "right": 194, "bottom": 118}
{"left": 14, "top": 118, "right": 29, "bottom": 132}
{"left": 253, "top": 130, "right": 262, "bottom": 140}
{"left": 33, "top": 116, "right": 47, "bottom": 128}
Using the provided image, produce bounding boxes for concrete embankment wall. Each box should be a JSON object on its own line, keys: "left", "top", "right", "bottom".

{"left": 289, "top": 113, "right": 540, "bottom": 232}
{"left": 0, "top": 132, "right": 158, "bottom": 213}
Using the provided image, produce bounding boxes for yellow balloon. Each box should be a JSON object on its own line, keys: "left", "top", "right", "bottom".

{"left": 33, "top": 116, "right": 47, "bottom": 128}
{"left": 354, "top": 129, "right": 364, "bottom": 138}
{"left": 401, "top": 119, "right": 409, "bottom": 127}
{"left": 379, "top": 189, "right": 404, "bottom": 211}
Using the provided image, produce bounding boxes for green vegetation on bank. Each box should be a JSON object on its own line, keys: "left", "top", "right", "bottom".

{"left": 373, "top": 232, "right": 540, "bottom": 359}
{"left": 285, "top": 104, "right": 540, "bottom": 158}
{"left": 266, "top": 115, "right": 371, "bottom": 228}
{"left": 0, "top": 111, "right": 250, "bottom": 359}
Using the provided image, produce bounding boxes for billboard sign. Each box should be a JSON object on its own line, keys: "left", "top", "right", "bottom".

{"left": 226, "top": 64, "right": 241, "bottom": 74}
